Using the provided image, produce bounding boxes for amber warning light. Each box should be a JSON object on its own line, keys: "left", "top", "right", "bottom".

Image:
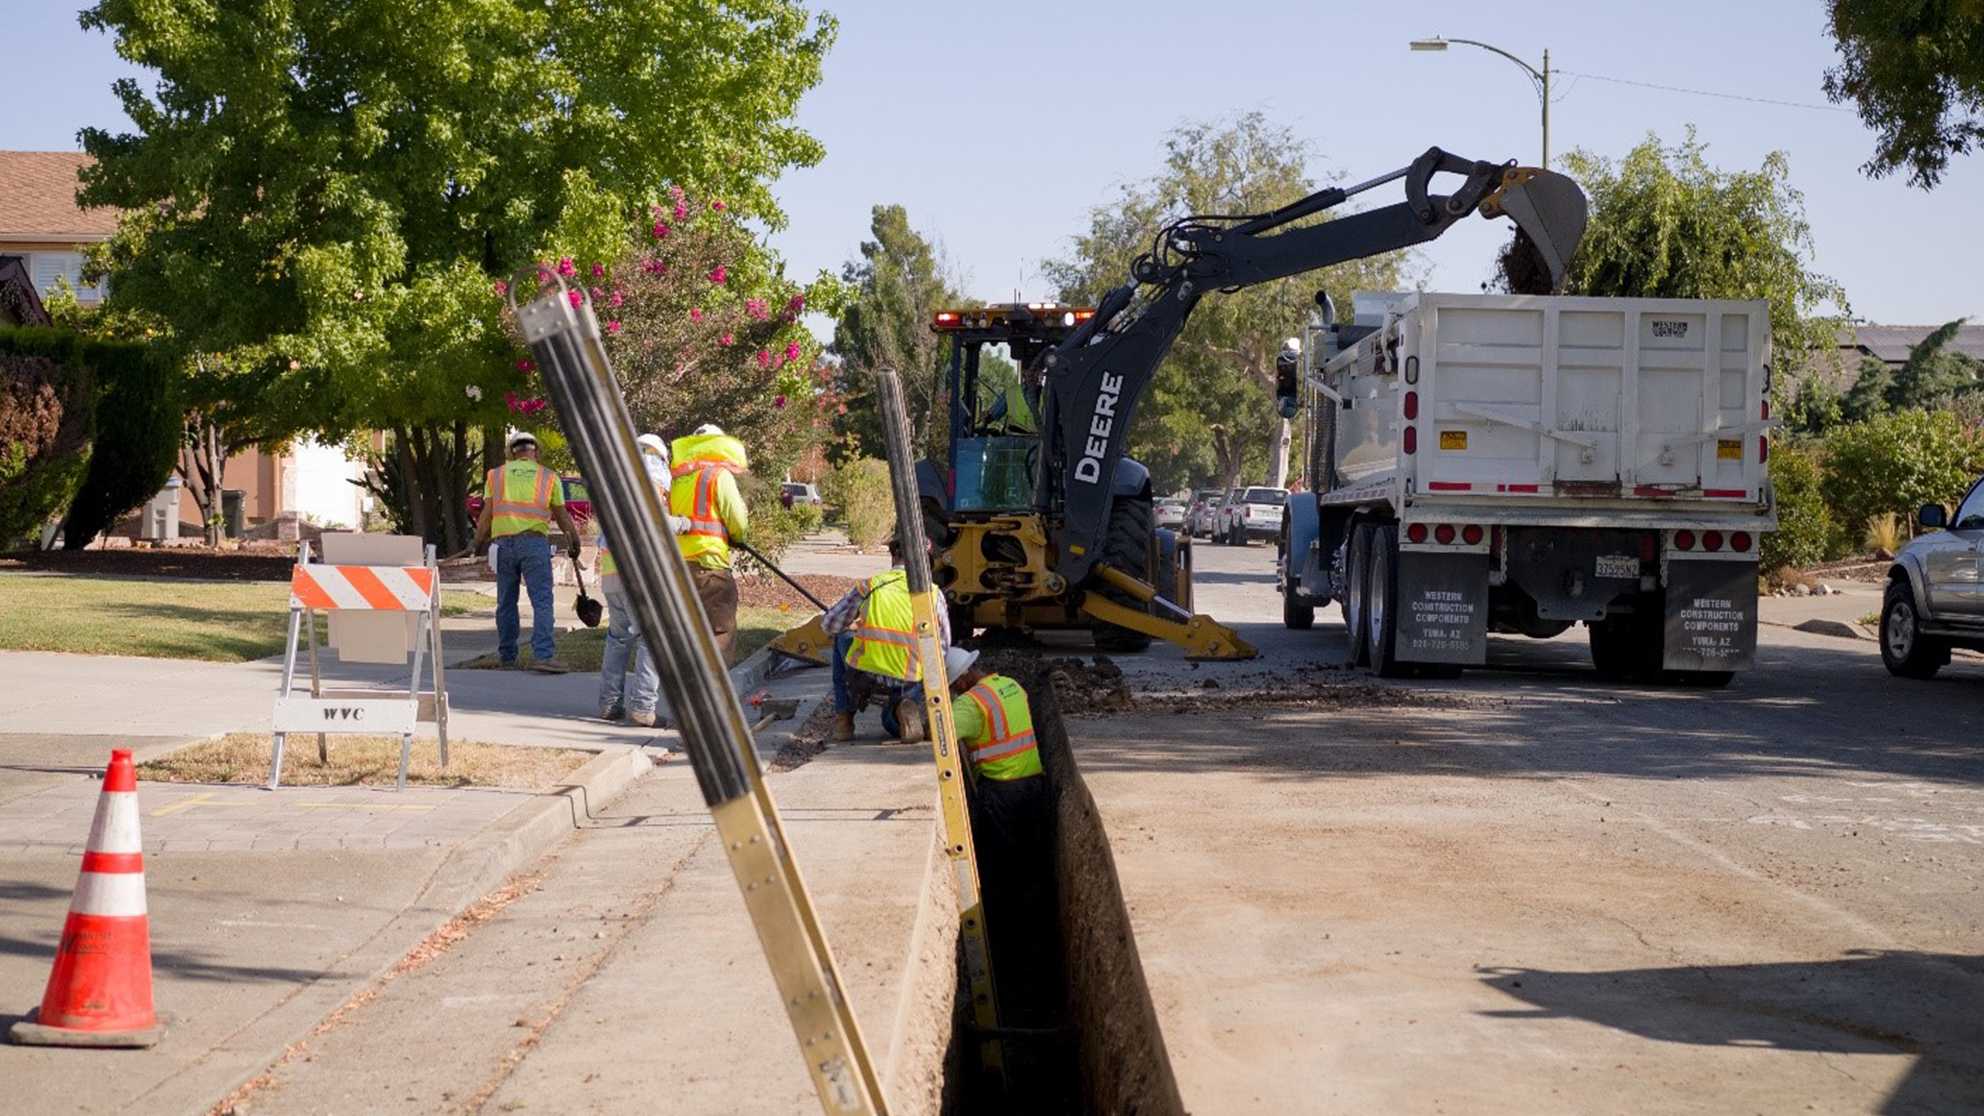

{"left": 930, "top": 305, "right": 1096, "bottom": 331}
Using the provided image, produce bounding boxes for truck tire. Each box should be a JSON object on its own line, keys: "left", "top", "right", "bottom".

{"left": 1344, "top": 524, "right": 1372, "bottom": 666}
{"left": 1880, "top": 578, "right": 1949, "bottom": 679}
{"left": 1155, "top": 528, "right": 1182, "bottom": 612}
{"left": 1091, "top": 495, "right": 1156, "bottom": 653}
{"left": 1366, "top": 525, "right": 1408, "bottom": 677}
{"left": 1588, "top": 615, "right": 1653, "bottom": 680}
{"left": 1283, "top": 592, "right": 1316, "bottom": 630}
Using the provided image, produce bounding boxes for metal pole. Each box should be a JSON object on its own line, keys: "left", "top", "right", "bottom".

{"left": 511, "top": 274, "right": 888, "bottom": 1116}
{"left": 1541, "top": 48, "right": 1551, "bottom": 170}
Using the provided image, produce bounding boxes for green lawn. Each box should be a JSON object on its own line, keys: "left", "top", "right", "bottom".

{"left": 462, "top": 605, "right": 793, "bottom": 671}
{"left": 0, "top": 572, "right": 484, "bottom": 663}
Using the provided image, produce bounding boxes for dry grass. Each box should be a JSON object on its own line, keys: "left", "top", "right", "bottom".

{"left": 460, "top": 605, "right": 789, "bottom": 671}
{"left": 138, "top": 732, "right": 592, "bottom": 789}
{"left": 1865, "top": 512, "right": 1905, "bottom": 554}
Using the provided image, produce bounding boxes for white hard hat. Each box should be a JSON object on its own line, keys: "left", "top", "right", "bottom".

{"left": 694, "top": 423, "right": 724, "bottom": 436}
{"left": 944, "top": 645, "right": 980, "bottom": 680}
{"left": 507, "top": 430, "right": 538, "bottom": 449}
{"left": 636, "top": 433, "right": 669, "bottom": 462}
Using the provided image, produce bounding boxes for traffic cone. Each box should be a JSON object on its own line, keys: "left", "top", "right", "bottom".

{"left": 8, "top": 749, "right": 165, "bottom": 1048}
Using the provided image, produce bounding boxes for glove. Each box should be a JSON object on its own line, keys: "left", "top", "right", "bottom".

{"left": 669, "top": 514, "right": 692, "bottom": 535}
{"left": 567, "top": 538, "right": 582, "bottom": 560}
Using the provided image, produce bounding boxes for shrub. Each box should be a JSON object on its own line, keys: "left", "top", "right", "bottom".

{"left": 789, "top": 500, "right": 823, "bottom": 535}
{"left": 824, "top": 456, "right": 894, "bottom": 549}
{"left": 0, "top": 329, "right": 95, "bottom": 549}
{"left": 64, "top": 339, "right": 181, "bottom": 546}
{"left": 1761, "top": 444, "right": 1845, "bottom": 568}
{"left": 1820, "top": 410, "right": 1984, "bottom": 537}
{"left": 737, "top": 474, "right": 804, "bottom": 566}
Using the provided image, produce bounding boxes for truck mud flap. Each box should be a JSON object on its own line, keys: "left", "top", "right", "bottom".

{"left": 1662, "top": 560, "right": 1759, "bottom": 671}
{"left": 1395, "top": 552, "right": 1490, "bottom": 665}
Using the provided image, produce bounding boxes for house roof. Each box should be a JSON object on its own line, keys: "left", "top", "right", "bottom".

{"left": 1846, "top": 323, "right": 1984, "bottom": 364}
{"left": 0, "top": 151, "right": 119, "bottom": 241}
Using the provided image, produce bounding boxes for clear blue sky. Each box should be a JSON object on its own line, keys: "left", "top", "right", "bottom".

{"left": 9, "top": 0, "right": 1979, "bottom": 328}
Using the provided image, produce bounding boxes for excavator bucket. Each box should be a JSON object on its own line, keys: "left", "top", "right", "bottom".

{"left": 1480, "top": 168, "right": 1588, "bottom": 294}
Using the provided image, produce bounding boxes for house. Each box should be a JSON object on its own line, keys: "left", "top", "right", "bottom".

{"left": 1839, "top": 322, "right": 1984, "bottom": 371}
{"left": 1, "top": 151, "right": 371, "bottom": 538}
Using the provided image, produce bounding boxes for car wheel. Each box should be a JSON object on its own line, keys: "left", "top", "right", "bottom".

{"left": 1881, "top": 578, "right": 1949, "bottom": 679}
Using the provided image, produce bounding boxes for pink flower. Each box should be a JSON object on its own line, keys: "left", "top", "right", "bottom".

{"left": 651, "top": 204, "right": 663, "bottom": 217}
{"left": 505, "top": 391, "right": 521, "bottom": 410}
{"left": 673, "top": 201, "right": 687, "bottom": 222}
{"left": 669, "top": 184, "right": 684, "bottom": 202}
{"left": 609, "top": 291, "right": 623, "bottom": 308}
{"left": 537, "top": 269, "right": 553, "bottom": 284}
{"left": 651, "top": 222, "right": 669, "bottom": 240}
{"left": 557, "top": 257, "right": 576, "bottom": 277}
{"left": 787, "top": 294, "right": 805, "bottom": 314}
{"left": 516, "top": 359, "right": 534, "bottom": 372}
{"left": 756, "top": 349, "right": 772, "bottom": 369}
{"left": 606, "top": 320, "right": 622, "bottom": 332}
{"left": 708, "top": 266, "right": 727, "bottom": 286}
{"left": 719, "top": 333, "right": 734, "bottom": 347}
{"left": 784, "top": 341, "right": 803, "bottom": 363}
{"left": 689, "top": 307, "right": 703, "bottom": 322}
{"left": 774, "top": 395, "right": 787, "bottom": 409}
{"left": 590, "top": 286, "right": 604, "bottom": 299}
{"left": 567, "top": 290, "right": 583, "bottom": 308}
{"left": 493, "top": 281, "right": 508, "bottom": 294}
{"left": 711, "top": 199, "right": 725, "bottom": 212}
{"left": 835, "top": 402, "right": 848, "bottom": 415}
{"left": 591, "top": 263, "right": 605, "bottom": 277}
{"left": 746, "top": 298, "right": 767, "bottom": 320}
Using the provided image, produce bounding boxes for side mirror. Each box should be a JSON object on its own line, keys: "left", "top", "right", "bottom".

{"left": 1918, "top": 503, "right": 1947, "bottom": 529}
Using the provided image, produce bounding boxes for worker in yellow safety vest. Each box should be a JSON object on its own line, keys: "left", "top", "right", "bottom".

{"left": 474, "top": 431, "right": 582, "bottom": 670}
{"left": 596, "top": 434, "right": 691, "bottom": 726}
{"left": 820, "top": 534, "right": 950, "bottom": 742}
{"left": 669, "top": 424, "right": 751, "bottom": 664}
{"left": 941, "top": 644, "right": 1055, "bottom": 1027}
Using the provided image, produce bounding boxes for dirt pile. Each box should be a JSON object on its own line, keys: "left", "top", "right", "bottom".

{"left": 734, "top": 571, "right": 860, "bottom": 612}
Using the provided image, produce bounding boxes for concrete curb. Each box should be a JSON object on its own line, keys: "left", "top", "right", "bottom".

{"left": 151, "top": 747, "right": 651, "bottom": 1116}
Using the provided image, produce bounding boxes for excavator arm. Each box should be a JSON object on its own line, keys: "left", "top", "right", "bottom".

{"left": 1040, "top": 147, "right": 1588, "bottom": 586}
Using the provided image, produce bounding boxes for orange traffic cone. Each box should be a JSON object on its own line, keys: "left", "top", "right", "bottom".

{"left": 8, "top": 749, "right": 165, "bottom": 1048}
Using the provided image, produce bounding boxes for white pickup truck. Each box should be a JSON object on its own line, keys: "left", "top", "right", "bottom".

{"left": 1277, "top": 292, "right": 1777, "bottom": 686}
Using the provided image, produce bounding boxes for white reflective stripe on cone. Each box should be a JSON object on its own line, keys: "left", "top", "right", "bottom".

{"left": 71, "top": 872, "right": 149, "bottom": 918}
{"left": 89, "top": 793, "right": 143, "bottom": 854}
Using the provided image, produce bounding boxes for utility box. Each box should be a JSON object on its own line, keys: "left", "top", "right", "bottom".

{"left": 140, "top": 478, "right": 184, "bottom": 540}
{"left": 222, "top": 489, "right": 246, "bottom": 539}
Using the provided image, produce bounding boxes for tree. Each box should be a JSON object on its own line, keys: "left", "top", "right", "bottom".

{"left": 76, "top": 0, "right": 835, "bottom": 550}
{"left": 1536, "top": 131, "right": 1850, "bottom": 397}
{"left": 1045, "top": 113, "right": 1408, "bottom": 491}
{"left": 1821, "top": 409, "right": 1984, "bottom": 536}
{"left": 1839, "top": 318, "right": 1983, "bottom": 423}
{"left": 830, "top": 206, "right": 962, "bottom": 460}
{"left": 1825, "top": 0, "right": 1984, "bottom": 188}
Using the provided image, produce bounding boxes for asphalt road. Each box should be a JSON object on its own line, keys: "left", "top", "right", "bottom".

{"left": 1070, "top": 535, "right": 1984, "bottom": 1115}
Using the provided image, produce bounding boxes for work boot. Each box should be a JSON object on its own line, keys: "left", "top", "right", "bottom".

{"left": 831, "top": 712, "right": 855, "bottom": 742}
{"left": 629, "top": 709, "right": 657, "bottom": 728}
{"left": 894, "top": 698, "right": 928, "bottom": 744}
{"left": 600, "top": 703, "right": 625, "bottom": 722}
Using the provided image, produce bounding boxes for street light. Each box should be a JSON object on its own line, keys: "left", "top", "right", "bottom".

{"left": 1410, "top": 36, "right": 1552, "bottom": 169}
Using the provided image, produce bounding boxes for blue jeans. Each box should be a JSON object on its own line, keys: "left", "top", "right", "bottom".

{"left": 598, "top": 581, "right": 659, "bottom": 715}
{"left": 831, "top": 631, "right": 918, "bottom": 735}
{"left": 495, "top": 532, "right": 556, "bottom": 663}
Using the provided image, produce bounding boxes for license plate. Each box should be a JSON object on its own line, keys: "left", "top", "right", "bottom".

{"left": 1595, "top": 555, "right": 1639, "bottom": 579}
{"left": 1716, "top": 439, "right": 1743, "bottom": 460}
{"left": 1440, "top": 430, "right": 1468, "bottom": 451}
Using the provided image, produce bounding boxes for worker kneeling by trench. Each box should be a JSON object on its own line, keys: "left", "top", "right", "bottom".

{"left": 922, "top": 656, "right": 1184, "bottom": 1116}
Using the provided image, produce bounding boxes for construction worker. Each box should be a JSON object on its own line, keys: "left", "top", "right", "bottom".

{"left": 475, "top": 431, "right": 581, "bottom": 670}
{"left": 669, "top": 423, "right": 750, "bottom": 664}
{"left": 821, "top": 534, "right": 950, "bottom": 742}
{"left": 941, "top": 645, "right": 1056, "bottom": 1027}
{"left": 597, "top": 434, "right": 690, "bottom": 726}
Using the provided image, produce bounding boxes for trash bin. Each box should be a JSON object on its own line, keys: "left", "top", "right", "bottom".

{"left": 141, "top": 478, "right": 183, "bottom": 540}
{"left": 222, "top": 489, "right": 246, "bottom": 539}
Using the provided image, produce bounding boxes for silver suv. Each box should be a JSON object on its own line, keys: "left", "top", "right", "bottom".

{"left": 1881, "top": 476, "right": 1984, "bottom": 678}
{"left": 1218, "top": 486, "right": 1287, "bottom": 546}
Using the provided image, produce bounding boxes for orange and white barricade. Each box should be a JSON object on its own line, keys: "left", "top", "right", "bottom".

{"left": 270, "top": 540, "right": 450, "bottom": 790}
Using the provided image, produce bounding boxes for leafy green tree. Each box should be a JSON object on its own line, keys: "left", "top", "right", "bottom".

{"left": 76, "top": 0, "right": 835, "bottom": 550}
{"left": 1044, "top": 113, "right": 1407, "bottom": 491}
{"left": 1840, "top": 318, "right": 1982, "bottom": 423}
{"left": 1762, "top": 445, "right": 1847, "bottom": 569}
{"left": 1821, "top": 409, "right": 1984, "bottom": 536}
{"left": 1543, "top": 131, "right": 1850, "bottom": 399}
{"left": 1825, "top": 0, "right": 1984, "bottom": 188}
{"left": 830, "top": 206, "right": 962, "bottom": 460}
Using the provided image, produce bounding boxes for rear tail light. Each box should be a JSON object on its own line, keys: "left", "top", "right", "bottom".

{"left": 1406, "top": 523, "right": 1428, "bottom": 543}
{"left": 1641, "top": 531, "right": 1659, "bottom": 561}
{"left": 1703, "top": 530, "right": 1724, "bottom": 552}
{"left": 1760, "top": 434, "right": 1770, "bottom": 464}
{"left": 1761, "top": 399, "right": 1770, "bottom": 420}
{"left": 1403, "top": 426, "right": 1417, "bottom": 455}
{"left": 1461, "top": 524, "right": 1483, "bottom": 545}
{"left": 1434, "top": 523, "right": 1456, "bottom": 544}
{"left": 1403, "top": 391, "right": 1419, "bottom": 421}
{"left": 1674, "top": 529, "right": 1696, "bottom": 551}
{"left": 1731, "top": 531, "right": 1753, "bottom": 553}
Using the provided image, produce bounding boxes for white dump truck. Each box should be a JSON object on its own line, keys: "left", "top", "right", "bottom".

{"left": 1275, "top": 292, "right": 1777, "bottom": 686}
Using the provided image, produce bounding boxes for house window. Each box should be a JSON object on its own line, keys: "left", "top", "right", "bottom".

{"left": 28, "top": 251, "right": 104, "bottom": 304}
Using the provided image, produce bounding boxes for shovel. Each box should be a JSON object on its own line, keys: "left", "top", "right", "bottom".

{"left": 572, "top": 550, "right": 604, "bottom": 627}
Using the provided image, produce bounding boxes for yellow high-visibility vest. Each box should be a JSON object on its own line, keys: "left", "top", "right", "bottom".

{"left": 959, "top": 673, "right": 1041, "bottom": 781}
{"left": 487, "top": 462, "right": 561, "bottom": 538}
{"left": 844, "top": 569, "right": 920, "bottom": 682}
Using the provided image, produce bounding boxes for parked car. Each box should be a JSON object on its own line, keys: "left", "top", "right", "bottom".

{"left": 467, "top": 475, "right": 593, "bottom": 534}
{"left": 1185, "top": 489, "right": 1223, "bottom": 538}
{"left": 1155, "top": 497, "right": 1187, "bottom": 530}
{"left": 1881, "top": 477, "right": 1984, "bottom": 678}
{"left": 780, "top": 481, "right": 823, "bottom": 509}
{"left": 1218, "top": 486, "right": 1286, "bottom": 545}
{"left": 1205, "top": 487, "right": 1243, "bottom": 543}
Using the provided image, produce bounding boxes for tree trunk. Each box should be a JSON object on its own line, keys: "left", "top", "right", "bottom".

{"left": 395, "top": 425, "right": 430, "bottom": 544}
{"left": 444, "top": 419, "right": 469, "bottom": 554}
{"left": 175, "top": 416, "right": 227, "bottom": 547}
{"left": 1267, "top": 417, "right": 1292, "bottom": 488}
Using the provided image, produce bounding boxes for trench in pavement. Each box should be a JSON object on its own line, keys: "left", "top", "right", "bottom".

{"left": 937, "top": 658, "right": 1186, "bottom": 1116}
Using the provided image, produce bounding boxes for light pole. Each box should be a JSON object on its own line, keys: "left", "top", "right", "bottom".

{"left": 1410, "top": 36, "right": 1551, "bottom": 169}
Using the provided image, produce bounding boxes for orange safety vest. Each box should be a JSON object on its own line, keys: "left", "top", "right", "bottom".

{"left": 487, "top": 462, "right": 558, "bottom": 537}
{"left": 959, "top": 673, "right": 1041, "bottom": 781}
